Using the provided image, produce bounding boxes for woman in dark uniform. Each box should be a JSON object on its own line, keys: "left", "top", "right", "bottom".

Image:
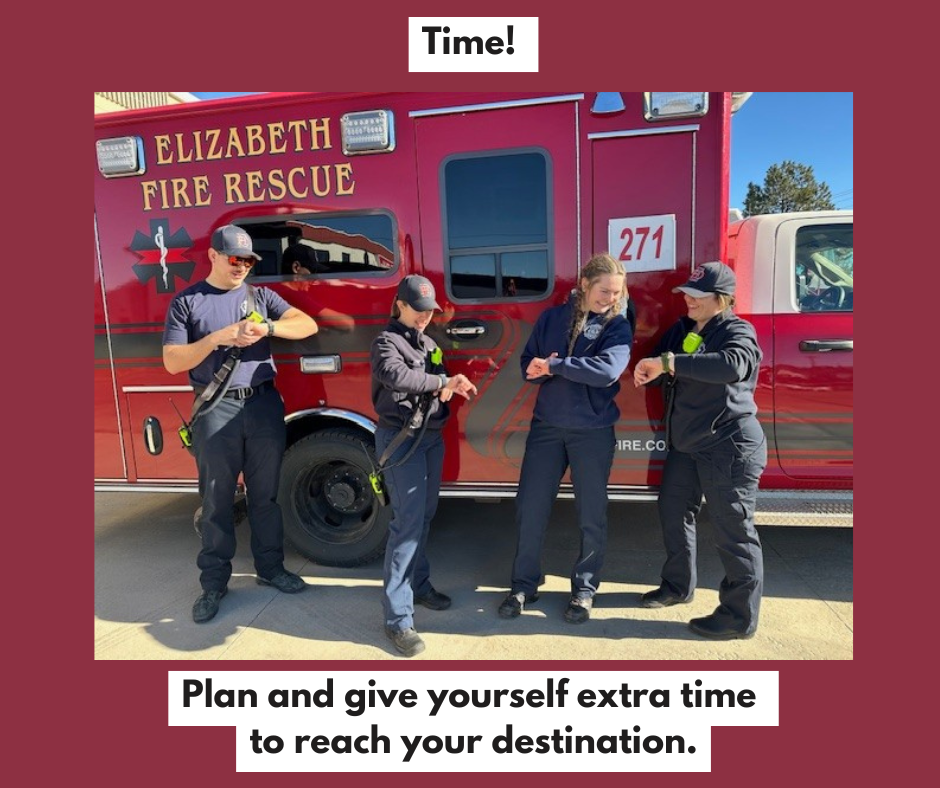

{"left": 498, "top": 253, "right": 633, "bottom": 625}
{"left": 634, "top": 261, "right": 767, "bottom": 639}
{"left": 369, "top": 275, "right": 477, "bottom": 657}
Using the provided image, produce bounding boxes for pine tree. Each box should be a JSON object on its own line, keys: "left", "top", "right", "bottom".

{"left": 743, "top": 160, "right": 835, "bottom": 217}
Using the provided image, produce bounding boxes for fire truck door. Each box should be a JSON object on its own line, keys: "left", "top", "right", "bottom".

{"left": 591, "top": 129, "right": 695, "bottom": 487}
{"left": 414, "top": 97, "right": 579, "bottom": 483}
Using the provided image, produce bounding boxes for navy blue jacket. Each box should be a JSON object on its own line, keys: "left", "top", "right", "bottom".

{"left": 370, "top": 319, "right": 449, "bottom": 431}
{"left": 522, "top": 298, "right": 633, "bottom": 429}
{"left": 653, "top": 311, "right": 762, "bottom": 452}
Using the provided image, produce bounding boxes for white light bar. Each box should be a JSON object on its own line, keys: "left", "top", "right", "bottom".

{"left": 96, "top": 136, "right": 146, "bottom": 177}
{"left": 644, "top": 93, "right": 709, "bottom": 121}
{"left": 341, "top": 110, "right": 395, "bottom": 155}
{"left": 300, "top": 355, "right": 342, "bottom": 374}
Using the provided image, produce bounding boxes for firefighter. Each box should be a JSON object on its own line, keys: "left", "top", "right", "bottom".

{"left": 634, "top": 261, "right": 767, "bottom": 639}
{"left": 370, "top": 275, "right": 477, "bottom": 657}
{"left": 498, "top": 253, "right": 633, "bottom": 624}
{"left": 282, "top": 242, "right": 330, "bottom": 276}
{"left": 163, "top": 225, "right": 318, "bottom": 624}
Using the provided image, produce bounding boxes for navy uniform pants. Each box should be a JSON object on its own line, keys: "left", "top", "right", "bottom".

{"left": 193, "top": 386, "right": 287, "bottom": 592}
{"left": 657, "top": 420, "right": 767, "bottom": 634}
{"left": 511, "top": 419, "right": 615, "bottom": 599}
{"left": 375, "top": 427, "right": 444, "bottom": 633}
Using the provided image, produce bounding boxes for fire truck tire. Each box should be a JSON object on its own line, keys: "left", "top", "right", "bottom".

{"left": 278, "top": 429, "right": 390, "bottom": 567}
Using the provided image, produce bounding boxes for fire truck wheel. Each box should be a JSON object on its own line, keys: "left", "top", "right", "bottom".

{"left": 278, "top": 429, "right": 390, "bottom": 567}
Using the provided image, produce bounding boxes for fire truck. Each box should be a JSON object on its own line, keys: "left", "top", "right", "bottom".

{"left": 94, "top": 92, "right": 853, "bottom": 565}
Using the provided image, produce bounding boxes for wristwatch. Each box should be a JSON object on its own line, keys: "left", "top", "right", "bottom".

{"left": 438, "top": 373, "right": 448, "bottom": 390}
{"left": 265, "top": 319, "right": 275, "bottom": 337}
{"left": 661, "top": 352, "right": 672, "bottom": 375}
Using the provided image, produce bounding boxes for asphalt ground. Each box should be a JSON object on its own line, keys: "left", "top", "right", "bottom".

{"left": 94, "top": 492, "right": 853, "bottom": 660}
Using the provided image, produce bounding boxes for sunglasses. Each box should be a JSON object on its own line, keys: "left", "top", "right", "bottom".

{"left": 227, "top": 255, "right": 256, "bottom": 269}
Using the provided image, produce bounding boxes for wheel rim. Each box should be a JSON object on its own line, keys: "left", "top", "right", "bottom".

{"left": 290, "top": 458, "right": 377, "bottom": 545}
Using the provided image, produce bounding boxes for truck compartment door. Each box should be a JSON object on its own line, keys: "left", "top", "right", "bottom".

{"left": 414, "top": 97, "right": 579, "bottom": 484}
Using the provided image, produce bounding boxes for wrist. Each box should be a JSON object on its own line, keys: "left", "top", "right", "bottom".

{"left": 438, "top": 373, "right": 448, "bottom": 391}
{"left": 661, "top": 351, "right": 674, "bottom": 375}
{"left": 265, "top": 319, "right": 275, "bottom": 337}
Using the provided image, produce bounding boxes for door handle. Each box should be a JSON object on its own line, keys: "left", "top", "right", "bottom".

{"left": 445, "top": 321, "right": 486, "bottom": 339}
{"left": 799, "top": 339, "right": 853, "bottom": 352}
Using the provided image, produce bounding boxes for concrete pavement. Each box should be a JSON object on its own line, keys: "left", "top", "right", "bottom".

{"left": 94, "top": 492, "right": 852, "bottom": 660}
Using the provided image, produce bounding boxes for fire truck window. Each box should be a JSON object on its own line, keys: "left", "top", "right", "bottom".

{"left": 444, "top": 151, "right": 551, "bottom": 301}
{"left": 795, "top": 223, "right": 853, "bottom": 313}
{"left": 237, "top": 213, "right": 396, "bottom": 282}
{"left": 451, "top": 254, "right": 495, "bottom": 299}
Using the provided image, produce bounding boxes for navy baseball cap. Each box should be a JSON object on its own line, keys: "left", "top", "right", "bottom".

{"left": 210, "top": 225, "right": 261, "bottom": 260}
{"left": 397, "top": 275, "right": 441, "bottom": 311}
{"left": 673, "top": 261, "right": 736, "bottom": 297}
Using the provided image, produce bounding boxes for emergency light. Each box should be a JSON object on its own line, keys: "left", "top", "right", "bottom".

{"left": 644, "top": 93, "right": 709, "bottom": 121}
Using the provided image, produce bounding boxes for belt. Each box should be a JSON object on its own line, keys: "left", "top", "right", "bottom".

{"left": 194, "top": 380, "right": 274, "bottom": 401}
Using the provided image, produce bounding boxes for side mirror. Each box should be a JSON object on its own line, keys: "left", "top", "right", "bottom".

{"left": 143, "top": 416, "right": 164, "bottom": 455}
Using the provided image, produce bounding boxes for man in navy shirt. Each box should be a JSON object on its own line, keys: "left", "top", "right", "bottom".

{"left": 163, "top": 225, "right": 318, "bottom": 624}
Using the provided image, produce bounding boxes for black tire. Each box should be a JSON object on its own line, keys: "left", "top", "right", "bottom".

{"left": 278, "top": 429, "right": 390, "bottom": 566}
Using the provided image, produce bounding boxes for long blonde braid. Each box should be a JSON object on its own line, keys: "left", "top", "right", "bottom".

{"left": 567, "top": 253, "right": 628, "bottom": 355}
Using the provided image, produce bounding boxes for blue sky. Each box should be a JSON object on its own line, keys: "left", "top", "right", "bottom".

{"left": 190, "top": 92, "right": 853, "bottom": 211}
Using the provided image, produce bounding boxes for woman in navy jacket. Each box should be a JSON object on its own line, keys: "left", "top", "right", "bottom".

{"left": 370, "top": 275, "right": 477, "bottom": 657}
{"left": 498, "top": 253, "right": 633, "bottom": 624}
{"left": 634, "top": 261, "right": 766, "bottom": 639}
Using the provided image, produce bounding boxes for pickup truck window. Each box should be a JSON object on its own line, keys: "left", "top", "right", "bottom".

{"left": 795, "top": 223, "right": 853, "bottom": 312}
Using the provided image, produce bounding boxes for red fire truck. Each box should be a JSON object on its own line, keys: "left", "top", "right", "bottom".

{"left": 94, "top": 92, "right": 853, "bottom": 565}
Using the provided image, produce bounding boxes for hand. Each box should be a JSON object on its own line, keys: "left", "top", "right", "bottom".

{"left": 438, "top": 387, "right": 454, "bottom": 402}
{"left": 234, "top": 320, "right": 266, "bottom": 347}
{"left": 526, "top": 352, "right": 558, "bottom": 379}
{"left": 213, "top": 321, "right": 248, "bottom": 348}
{"left": 633, "top": 357, "right": 665, "bottom": 387}
{"left": 445, "top": 373, "right": 478, "bottom": 400}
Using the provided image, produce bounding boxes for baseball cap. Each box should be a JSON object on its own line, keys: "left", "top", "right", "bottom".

{"left": 397, "top": 275, "right": 441, "bottom": 311}
{"left": 673, "top": 261, "right": 736, "bottom": 297}
{"left": 283, "top": 243, "right": 326, "bottom": 273}
{"left": 210, "top": 225, "right": 261, "bottom": 261}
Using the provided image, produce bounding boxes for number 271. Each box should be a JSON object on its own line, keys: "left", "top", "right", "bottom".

{"left": 619, "top": 225, "right": 664, "bottom": 261}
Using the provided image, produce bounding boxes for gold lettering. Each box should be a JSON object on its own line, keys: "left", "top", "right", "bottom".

{"left": 155, "top": 135, "right": 172, "bottom": 165}
{"left": 205, "top": 128, "right": 223, "bottom": 160}
{"left": 193, "top": 131, "right": 204, "bottom": 162}
{"left": 225, "top": 127, "right": 246, "bottom": 159}
{"left": 193, "top": 175, "right": 211, "bottom": 206}
{"left": 310, "top": 117, "right": 332, "bottom": 150}
{"left": 310, "top": 165, "right": 331, "bottom": 197}
{"left": 335, "top": 163, "right": 355, "bottom": 195}
{"left": 171, "top": 178, "right": 192, "bottom": 208}
{"left": 174, "top": 133, "right": 193, "bottom": 164}
{"left": 141, "top": 181, "right": 159, "bottom": 211}
{"left": 268, "top": 122, "right": 286, "bottom": 154}
{"left": 287, "top": 167, "right": 309, "bottom": 198}
{"left": 245, "top": 170, "right": 266, "bottom": 202}
{"left": 286, "top": 120, "right": 306, "bottom": 152}
{"left": 224, "top": 172, "right": 245, "bottom": 204}
{"left": 267, "top": 169, "right": 287, "bottom": 201}
{"left": 245, "top": 125, "right": 265, "bottom": 156}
